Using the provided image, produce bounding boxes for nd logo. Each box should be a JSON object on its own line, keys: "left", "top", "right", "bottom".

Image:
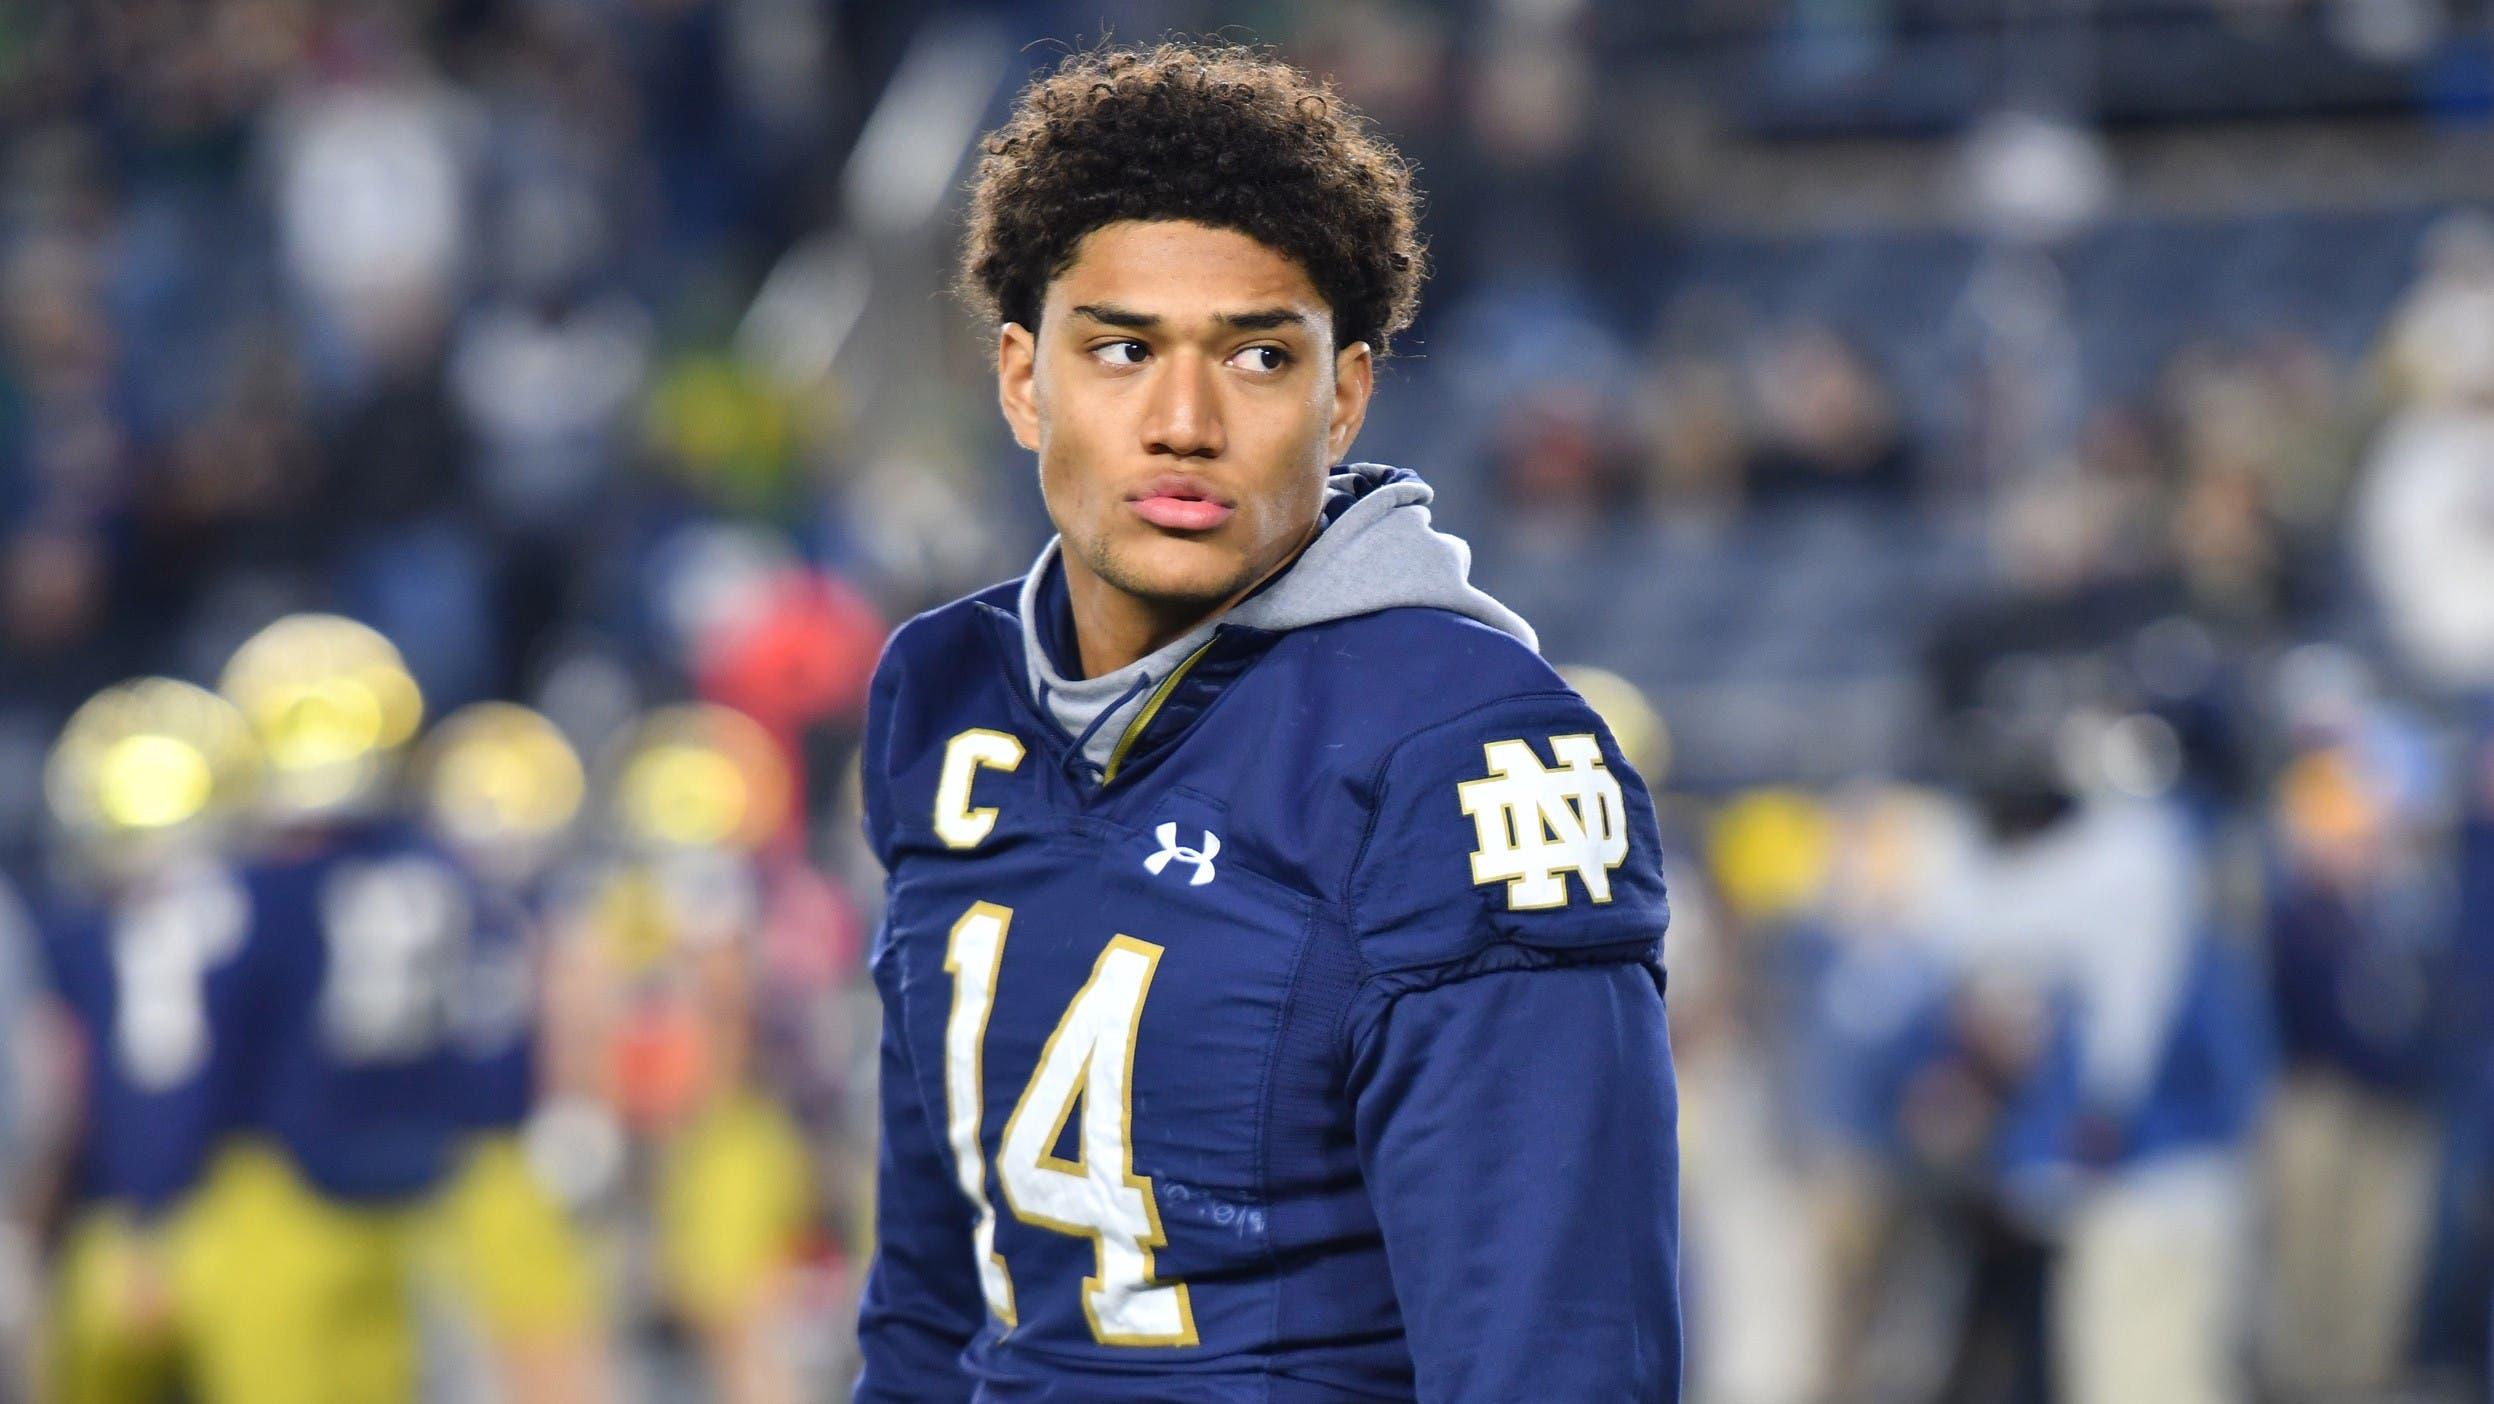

{"left": 1458, "top": 735, "right": 1627, "bottom": 911}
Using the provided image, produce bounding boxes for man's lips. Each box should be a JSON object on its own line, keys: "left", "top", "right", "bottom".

{"left": 1125, "top": 475, "right": 1234, "bottom": 532}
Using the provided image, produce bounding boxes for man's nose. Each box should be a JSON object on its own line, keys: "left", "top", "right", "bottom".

{"left": 1142, "top": 353, "right": 1224, "bottom": 459}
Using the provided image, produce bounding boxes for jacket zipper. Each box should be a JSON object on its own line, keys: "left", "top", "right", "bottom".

{"left": 1099, "top": 635, "right": 1221, "bottom": 785}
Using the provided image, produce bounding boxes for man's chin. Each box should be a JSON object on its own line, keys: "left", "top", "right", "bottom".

{"left": 1089, "top": 535, "right": 1258, "bottom": 613}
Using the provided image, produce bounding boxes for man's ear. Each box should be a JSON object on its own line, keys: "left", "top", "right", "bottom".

{"left": 998, "top": 322, "right": 1040, "bottom": 453}
{"left": 1326, "top": 339, "right": 1375, "bottom": 463}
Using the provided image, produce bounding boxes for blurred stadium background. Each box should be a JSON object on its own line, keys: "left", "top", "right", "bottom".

{"left": 4, "top": 0, "right": 2494, "bottom": 1400}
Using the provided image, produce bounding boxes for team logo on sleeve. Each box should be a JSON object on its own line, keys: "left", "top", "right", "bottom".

{"left": 1458, "top": 734, "right": 1628, "bottom": 910}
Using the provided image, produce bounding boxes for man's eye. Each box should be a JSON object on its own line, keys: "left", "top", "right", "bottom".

{"left": 1230, "top": 346, "right": 1290, "bottom": 373}
{"left": 1091, "top": 341, "right": 1147, "bottom": 367}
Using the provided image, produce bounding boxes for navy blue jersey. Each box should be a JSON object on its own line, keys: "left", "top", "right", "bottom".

{"left": 36, "top": 858, "right": 260, "bottom": 1215}
{"left": 854, "top": 586, "right": 1682, "bottom": 1402}
{"left": 246, "top": 822, "right": 508, "bottom": 1201}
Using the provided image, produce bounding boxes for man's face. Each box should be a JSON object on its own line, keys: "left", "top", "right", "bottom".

{"left": 998, "top": 220, "right": 1374, "bottom": 615}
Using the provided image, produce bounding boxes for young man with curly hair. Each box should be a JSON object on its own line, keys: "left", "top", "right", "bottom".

{"left": 853, "top": 40, "right": 1680, "bottom": 1402}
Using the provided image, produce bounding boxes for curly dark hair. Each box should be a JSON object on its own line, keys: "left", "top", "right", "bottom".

{"left": 958, "top": 40, "right": 1426, "bottom": 357}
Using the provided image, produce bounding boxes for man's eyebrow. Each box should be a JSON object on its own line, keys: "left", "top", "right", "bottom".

{"left": 1069, "top": 303, "right": 1158, "bottom": 329}
{"left": 1216, "top": 307, "right": 1313, "bottom": 332}
{"left": 1066, "top": 304, "right": 1315, "bottom": 333}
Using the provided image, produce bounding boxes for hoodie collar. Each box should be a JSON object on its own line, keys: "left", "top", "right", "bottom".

{"left": 1017, "top": 464, "right": 1537, "bottom": 780}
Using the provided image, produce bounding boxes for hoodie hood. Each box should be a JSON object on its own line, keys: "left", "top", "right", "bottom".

{"left": 1018, "top": 464, "right": 1537, "bottom": 776}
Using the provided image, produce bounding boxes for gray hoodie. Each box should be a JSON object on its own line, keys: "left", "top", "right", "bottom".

{"left": 1018, "top": 464, "right": 1538, "bottom": 775}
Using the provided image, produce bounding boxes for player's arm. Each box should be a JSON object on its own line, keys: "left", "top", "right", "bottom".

{"left": 850, "top": 949, "right": 984, "bottom": 1401}
{"left": 11, "top": 907, "right": 91, "bottom": 1254}
{"left": 1350, "top": 958, "right": 1679, "bottom": 1401}
{"left": 1344, "top": 695, "right": 1682, "bottom": 1402}
{"left": 851, "top": 648, "right": 984, "bottom": 1400}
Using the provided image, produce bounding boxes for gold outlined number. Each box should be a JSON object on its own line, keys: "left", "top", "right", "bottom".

{"left": 941, "top": 903, "right": 1019, "bottom": 1326}
{"left": 941, "top": 905, "right": 1198, "bottom": 1347}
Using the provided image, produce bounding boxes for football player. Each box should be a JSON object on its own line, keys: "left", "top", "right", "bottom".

{"left": 413, "top": 701, "right": 617, "bottom": 1404}
{"left": 179, "top": 613, "right": 487, "bottom": 1404}
{"left": 26, "top": 678, "right": 263, "bottom": 1404}
{"left": 853, "top": 41, "right": 1680, "bottom": 1402}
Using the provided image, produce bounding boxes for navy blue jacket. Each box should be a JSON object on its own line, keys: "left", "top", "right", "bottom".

{"left": 853, "top": 579, "right": 1682, "bottom": 1401}
{"left": 247, "top": 822, "right": 502, "bottom": 1202}
{"left": 37, "top": 860, "right": 261, "bottom": 1215}
{"left": 38, "top": 823, "right": 503, "bottom": 1213}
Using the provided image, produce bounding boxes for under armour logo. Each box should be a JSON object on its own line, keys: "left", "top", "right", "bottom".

{"left": 1144, "top": 822, "right": 1220, "bottom": 886}
{"left": 1458, "top": 734, "right": 1628, "bottom": 911}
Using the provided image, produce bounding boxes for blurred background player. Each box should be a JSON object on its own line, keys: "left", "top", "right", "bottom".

{"left": 175, "top": 613, "right": 488, "bottom": 1404}
{"left": 413, "top": 701, "right": 618, "bottom": 1404}
{"left": 21, "top": 679, "right": 262, "bottom": 1404}
{"left": 555, "top": 704, "right": 818, "bottom": 1404}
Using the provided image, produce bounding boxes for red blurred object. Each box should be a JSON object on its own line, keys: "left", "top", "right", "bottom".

{"left": 613, "top": 1000, "right": 712, "bottom": 1135}
{"left": 695, "top": 568, "right": 882, "bottom": 735}
{"left": 693, "top": 568, "right": 885, "bottom": 838}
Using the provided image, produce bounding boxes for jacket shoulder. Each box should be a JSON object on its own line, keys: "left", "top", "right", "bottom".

{"left": 1282, "top": 606, "right": 1570, "bottom": 739}
{"left": 1272, "top": 609, "right": 1671, "bottom": 973}
{"left": 876, "top": 579, "right": 1019, "bottom": 680}
{"left": 860, "top": 580, "right": 1021, "bottom": 866}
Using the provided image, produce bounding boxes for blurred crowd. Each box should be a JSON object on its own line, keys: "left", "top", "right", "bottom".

{"left": 0, "top": 4, "right": 947, "bottom": 1398}
{"left": 5, "top": 0, "right": 2494, "bottom": 1402}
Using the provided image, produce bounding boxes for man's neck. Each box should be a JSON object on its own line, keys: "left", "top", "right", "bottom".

{"left": 1064, "top": 577, "right": 1221, "bottom": 680}
{"left": 1061, "top": 527, "right": 1319, "bottom": 679}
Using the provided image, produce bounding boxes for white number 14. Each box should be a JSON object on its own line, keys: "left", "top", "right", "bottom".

{"left": 941, "top": 902, "right": 1197, "bottom": 1347}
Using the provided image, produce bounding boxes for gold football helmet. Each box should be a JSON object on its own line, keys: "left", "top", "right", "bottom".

{"left": 1706, "top": 787, "right": 1835, "bottom": 926}
{"left": 415, "top": 702, "right": 586, "bottom": 880}
{"left": 1556, "top": 664, "right": 1671, "bottom": 786}
{"left": 603, "top": 704, "right": 791, "bottom": 855}
{"left": 218, "top": 613, "right": 424, "bottom": 821}
{"left": 46, "top": 677, "right": 261, "bottom": 864}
